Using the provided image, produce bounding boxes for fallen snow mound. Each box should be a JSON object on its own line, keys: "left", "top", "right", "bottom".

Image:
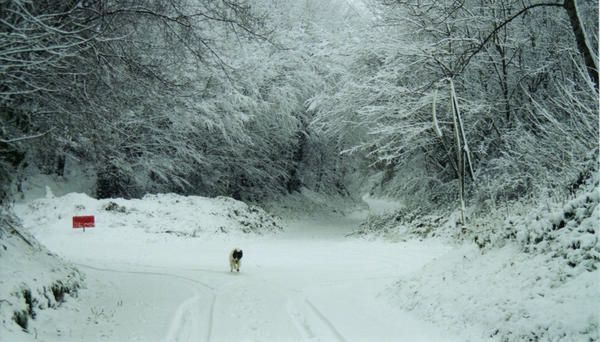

{"left": 0, "top": 209, "right": 83, "bottom": 337}
{"left": 17, "top": 191, "right": 283, "bottom": 236}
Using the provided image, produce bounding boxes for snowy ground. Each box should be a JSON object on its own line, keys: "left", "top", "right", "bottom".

{"left": 391, "top": 243, "right": 600, "bottom": 341}
{"left": 4, "top": 192, "right": 470, "bottom": 341}
{"left": 6, "top": 188, "right": 596, "bottom": 341}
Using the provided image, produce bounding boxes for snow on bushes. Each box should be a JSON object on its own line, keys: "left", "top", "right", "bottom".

{"left": 0, "top": 208, "right": 83, "bottom": 335}
{"left": 16, "top": 192, "right": 283, "bottom": 237}
{"left": 390, "top": 244, "right": 599, "bottom": 341}
{"left": 351, "top": 206, "right": 459, "bottom": 241}
{"left": 467, "top": 173, "right": 600, "bottom": 272}
{"left": 355, "top": 171, "right": 599, "bottom": 271}
{"left": 516, "top": 187, "right": 599, "bottom": 271}
{"left": 355, "top": 171, "right": 599, "bottom": 341}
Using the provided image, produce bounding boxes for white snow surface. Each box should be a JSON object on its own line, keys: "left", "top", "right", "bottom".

{"left": 5, "top": 189, "right": 597, "bottom": 341}
{"left": 0, "top": 209, "right": 83, "bottom": 341}
{"left": 390, "top": 243, "right": 600, "bottom": 341}
{"left": 366, "top": 180, "right": 600, "bottom": 341}
{"left": 3, "top": 192, "right": 467, "bottom": 341}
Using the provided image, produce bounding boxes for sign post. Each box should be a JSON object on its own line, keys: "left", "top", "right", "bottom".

{"left": 72, "top": 215, "right": 95, "bottom": 232}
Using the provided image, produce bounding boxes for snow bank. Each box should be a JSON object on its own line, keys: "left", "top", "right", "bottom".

{"left": 461, "top": 173, "right": 599, "bottom": 273}
{"left": 3, "top": 192, "right": 281, "bottom": 338}
{"left": 16, "top": 191, "right": 283, "bottom": 237}
{"left": 0, "top": 208, "right": 83, "bottom": 337}
{"left": 389, "top": 243, "right": 599, "bottom": 341}
{"left": 358, "top": 174, "right": 599, "bottom": 340}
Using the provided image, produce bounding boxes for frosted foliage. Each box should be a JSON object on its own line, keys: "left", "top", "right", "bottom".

{"left": 1, "top": 0, "right": 597, "bottom": 211}
{"left": 1, "top": 0, "right": 363, "bottom": 202}
{"left": 309, "top": 0, "right": 598, "bottom": 215}
{"left": 356, "top": 160, "right": 599, "bottom": 342}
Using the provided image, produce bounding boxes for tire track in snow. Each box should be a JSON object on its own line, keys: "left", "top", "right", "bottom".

{"left": 165, "top": 293, "right": 202, "bottom": 341}
{"left": 305, "top": 298, "right": 347, "bottom": 342}
{"left": 74, "top": 262, "right": 216, "bottom": 290}
{"left": 287, "top": 297, "right": 315, "bottom": 340}
{"left": 164, "top": 292, "right": 217, "bottom": 342}
{"left": 205, "top": 293, "right": 216, "bottom": 342}
{"left": 75, "top": 262, "right": 219, "bottom": 342}
{"left": 287, "top": 294, "right": 346, "bottom": 342}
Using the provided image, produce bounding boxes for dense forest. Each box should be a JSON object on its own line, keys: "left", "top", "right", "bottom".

{"left": 1, "top": 0, "right": 598, "bottom": 213}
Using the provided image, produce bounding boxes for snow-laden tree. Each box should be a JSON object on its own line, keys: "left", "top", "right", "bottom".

{"left": 1, "top": 0, "right": 366, "bottom": 202}
{"left": 175, "top": 0, "right": 367, "bottom": 200}
{"left": 310, "top": 0, "right": 598, "bottom": 214}
{"left": 1, "top": 0, "right": 272, "bottom": 199}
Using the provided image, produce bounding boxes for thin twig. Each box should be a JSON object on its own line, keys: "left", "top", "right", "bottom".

{"left": 0, "top": 128, "right": 55, "bottom": 144}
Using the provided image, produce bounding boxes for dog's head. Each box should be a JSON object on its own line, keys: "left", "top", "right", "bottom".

{"left": 232, "top": 248, "right": 243, "bottom": 260}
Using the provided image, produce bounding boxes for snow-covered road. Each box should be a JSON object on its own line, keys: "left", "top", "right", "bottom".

{"left": 14, "top": 197, "right": 462, "bottom": 341}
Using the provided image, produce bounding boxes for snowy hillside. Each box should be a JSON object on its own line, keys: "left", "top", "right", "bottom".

{"left": 0, "top": 209, "right": 83, "bottom": 338}
{"left": 357, "top": 175, "right": 600, "bottom": 341}
{"left": 390, "top": 243, "right": 599, "bottom": 341}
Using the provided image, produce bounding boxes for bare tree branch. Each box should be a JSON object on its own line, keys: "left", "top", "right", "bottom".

{"left": 457, "top": 2, "right": 564, "bottom": 76}
{"left": 1, "top": 129, "right": 54, "bottom": 144}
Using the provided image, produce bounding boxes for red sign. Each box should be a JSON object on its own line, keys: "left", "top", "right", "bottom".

{"left": 73, "top": 216, "right": 95, "bottom": 231}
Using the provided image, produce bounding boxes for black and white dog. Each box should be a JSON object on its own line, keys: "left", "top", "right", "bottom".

{"left": 229, "top": 248, "right": 243, "bottom": 272}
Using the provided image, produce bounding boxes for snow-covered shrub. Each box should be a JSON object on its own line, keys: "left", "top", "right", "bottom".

{"left": 263, "top": 187, "right": 366, "bottom": 219}
{"left": 465, "top": 170, "right": 600, "bottom": 272}
{"left": 521, "top": 189, "right": 598, "bottom": 271}
{"left": 351, "top": 202, "right": 464, "bottom": 241}
{"left": 102, "top": 201, "right": 128, "bottom": 213}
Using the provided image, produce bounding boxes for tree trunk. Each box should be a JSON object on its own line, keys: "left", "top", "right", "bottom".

{"left": 563, "top": 0, "right": 598, "bottom": 91}
{"left": 450, "top": 80, "right": 466, "bottom": 225}
{"left": 56, "top": 154, "right": 66, "bottom": 177}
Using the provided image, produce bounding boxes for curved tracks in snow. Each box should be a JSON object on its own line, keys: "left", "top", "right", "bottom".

{"left": 76, "top": 262, "right": 349, "bottom": 342}
{"left": 304, "top": 298, "right": 346, "bottom": 341}
{"left": 71, "top": 229, "right": 459, "bottom": 342}
{"left": 165, "top": 293, "right": 216, "bottom": 342}
{"left": 74, "top": 263, "right": 216, "bottom": 290}
{"left": 75, "top": 263, "right": 219, "bottom": 342}
{"left": 287, "top": 295, "right": 347, "bottom": 342}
